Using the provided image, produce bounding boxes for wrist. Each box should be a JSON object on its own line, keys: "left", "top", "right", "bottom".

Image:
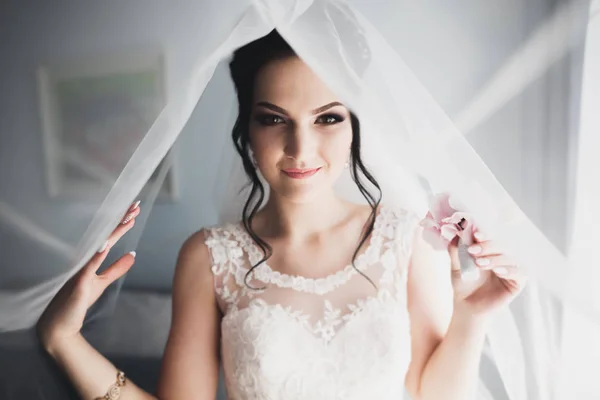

{"left": 451, "top": 307, "right": 492, "bottom": 333}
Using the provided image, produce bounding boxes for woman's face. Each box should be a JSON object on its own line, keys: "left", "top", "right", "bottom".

{"left": 249, "top": 56, "right": 353, "bottom": 202}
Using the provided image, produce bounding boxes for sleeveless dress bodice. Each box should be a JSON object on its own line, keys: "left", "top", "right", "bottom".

{"left": 204, "top": 206, "right": 419, "bottom": 400}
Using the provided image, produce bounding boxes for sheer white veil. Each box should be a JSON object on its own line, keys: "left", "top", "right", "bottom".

{"left": 0, "top": 0, "right": 597, "bottom": 398}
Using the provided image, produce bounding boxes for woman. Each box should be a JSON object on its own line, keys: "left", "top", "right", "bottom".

{"left": 37, "top": 31, "right": 525, "bottom": 400}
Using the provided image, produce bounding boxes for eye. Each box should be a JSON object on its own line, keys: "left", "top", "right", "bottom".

{"left": 255, "top": 114, "right": 286, "bottom": 126}
{"left": 316, "top": 113, "right": 345, "bottom": 125}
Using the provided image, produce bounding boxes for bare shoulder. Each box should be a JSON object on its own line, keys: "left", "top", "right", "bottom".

{"left": 179, "top": 229, "right": 211, "bottom": 260}
{"left": 177, "top": 228, "right": 210, "bottom": 267}
{"left": 174, "top": 229, "right": 215, "bottom": 291}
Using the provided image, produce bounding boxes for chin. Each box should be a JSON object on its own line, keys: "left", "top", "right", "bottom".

{"left": 270, "top": 179, "right": 340, "bottom": 204}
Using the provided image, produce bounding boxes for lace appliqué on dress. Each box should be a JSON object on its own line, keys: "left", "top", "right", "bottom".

{"left": 204, "top": 205, "right": 421, "bottom": 400}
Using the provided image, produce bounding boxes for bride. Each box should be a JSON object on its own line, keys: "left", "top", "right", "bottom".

{"left": 36, "top": 30, "right": 526, "bottom": 400}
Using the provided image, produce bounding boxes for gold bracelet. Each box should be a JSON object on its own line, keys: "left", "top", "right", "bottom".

{"left": 95, "top": 370, "right": 126, "bottom": 400}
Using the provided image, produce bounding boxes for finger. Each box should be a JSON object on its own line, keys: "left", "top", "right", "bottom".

{"left": 447, "top": 236, "right": 463, "bottom": 282}
{"left": 97, "top": 251, "right": 136, "bottom": 287}
{"left": 105, "top": 212, "right": 138, "bottom": 251}
{"left": 119, "top": 205, "right": 141, "bottom": 228}
{"left": 467, "top": 240, "right": 501, "bottom": 258}
{"left": 81, "top": 205, "right": 140, "bottom": 277}
{"left": 492, "top": 265, "right": 527, "bottom": 294}
{"left": 473, "top": 254, "right": 512, "bottom": 270}
{"left": 120, "top": 201, "right": 141, "bottom": 226}
{"left": 82, "top": 215, "right": 136, "bottom": 277}
{"left": 472, "top": 228, "right": 487, "bottom": 243}
{"left": 81, "top": 244, "right": 113, "bottom": 277}
{"left": 491, "top": 265, "right": 526, "bottom": 282}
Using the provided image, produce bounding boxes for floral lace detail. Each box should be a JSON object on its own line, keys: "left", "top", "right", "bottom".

{"left": 205, "top": 236, "right": 241, "bottom": 275}
{"left": 232, "top": 284, "right": 406, "bottom": 344}
{"left": 204, "top": 205, "right": 420, "bottom": 399}
{"left": 220, "top": 285, "right": 412, "bottom": 400}
{"left": 205, "top": 205, "right": 417, "bottom": 309}
{"left": 225, "top": 239, "right": 408, "bottom": 343}
{"left": 224, "top": 205, "right": 412, "bottom": 295}
{"left": 204, "top": 228, "right": 264, "bottom": 313}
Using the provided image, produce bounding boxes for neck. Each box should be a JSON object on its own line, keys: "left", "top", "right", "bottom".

{"left": 257, "top": 190, "right": 351, "bottom": 241}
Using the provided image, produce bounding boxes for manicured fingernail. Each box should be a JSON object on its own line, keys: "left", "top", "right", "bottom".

{"left": 122, "top": 201, "right": 141, "bottom": 224}
{"left": 128, "top": 251, "right": 137, "bottom": 258}
{"left": 476, "top": 258, "right": 490, "bottom": 266}
{"left": 493, "top": 267, "right": 507, "bottom": 276}
{"left": 474, "top": 232, "right": 484, "bottom": 241}
{"left": 98, "top": 241, "right": 109, "bottom": 253}
{"left": 468, "top": 245, "right": 482, "bottom": 255}
{"left": 122, "top": 214, "right": 134, "bottom": 225}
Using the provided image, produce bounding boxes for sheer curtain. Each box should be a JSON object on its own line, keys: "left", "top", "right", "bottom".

{"left": 559, "top": 1, "right": 600, "bottom": 397}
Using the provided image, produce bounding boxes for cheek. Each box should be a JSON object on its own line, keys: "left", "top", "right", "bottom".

{"left": 324, "top": 126, "right": 352, "bottom": 162}
{"left": 249, "top": 128, "right": 282, "bottom": 161}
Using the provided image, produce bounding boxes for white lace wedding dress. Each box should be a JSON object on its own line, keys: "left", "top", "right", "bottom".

{"left": 204, "top": 205, "right": 419, "bottom": 400}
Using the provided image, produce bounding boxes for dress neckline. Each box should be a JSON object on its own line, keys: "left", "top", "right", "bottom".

{"left": 227, "top": 205, "right": 388, "bottom": 293}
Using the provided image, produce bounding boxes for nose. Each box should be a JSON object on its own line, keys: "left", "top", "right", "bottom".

{"left": 283, "top": 123, "right": 317, "bottom": 164}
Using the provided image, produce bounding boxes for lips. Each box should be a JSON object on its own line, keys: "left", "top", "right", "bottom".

{"left": 282, "top": 167, "right": 322, "bottom": 179}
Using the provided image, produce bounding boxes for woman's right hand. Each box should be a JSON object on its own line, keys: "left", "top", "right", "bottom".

{"left": 37, "top": 201, "right": 142, "bottom": 353}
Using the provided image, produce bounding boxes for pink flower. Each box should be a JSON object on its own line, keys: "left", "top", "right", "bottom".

{"left": 420, "top": 193, "right": 475, "bottom": 248}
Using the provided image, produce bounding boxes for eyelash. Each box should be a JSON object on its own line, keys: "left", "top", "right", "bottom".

{"left": 316, "top": 113, "right": 345, "bottom": 125}
{"left": 254, "top": 113, "right": 345, "bottom": 126}
{"left": 255, "top": 114, "right": 285, "bottom": 126}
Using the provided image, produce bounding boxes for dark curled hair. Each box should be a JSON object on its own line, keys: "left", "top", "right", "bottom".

{"left": 228, "top": 30, "right": 382, "bottom": 289}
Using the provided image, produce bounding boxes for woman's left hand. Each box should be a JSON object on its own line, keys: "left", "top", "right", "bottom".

{"left": 447, "top": 229, "right": 527, "bottom": 316}
{"left": 37, "top": 202, "right": 141, "bottom": 352}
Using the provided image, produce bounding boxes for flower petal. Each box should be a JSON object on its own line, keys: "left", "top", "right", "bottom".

{"left": 448, "top": 194, "right": 468, "bottom": 214}
{"left": 440, "top": 224, "right": 460, "bottom": 242}
{"left": 429, "top": 193, "right": 454, "bottom": 221}
{"left": 420, "top": 217, "right": 440, "bottom": 230}
{"left": 443, "top": 211, "right": 473, "bottom": 226}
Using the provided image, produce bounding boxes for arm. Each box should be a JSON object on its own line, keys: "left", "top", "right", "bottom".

{"left": 46, "top": 333, "right": 156, "bottom": 400}
{"left": 404, "top": 226, "right": 488, "bottom": 400}
{"left": 43, "top": 230, "right": 221, "bottom": 400}
{"left": 156, "top": 230, "right": 221, "bottom": 399}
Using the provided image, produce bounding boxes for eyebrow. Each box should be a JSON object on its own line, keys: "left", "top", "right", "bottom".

{"left": 255, "top": 101, "right": 344, "bottom": 116}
